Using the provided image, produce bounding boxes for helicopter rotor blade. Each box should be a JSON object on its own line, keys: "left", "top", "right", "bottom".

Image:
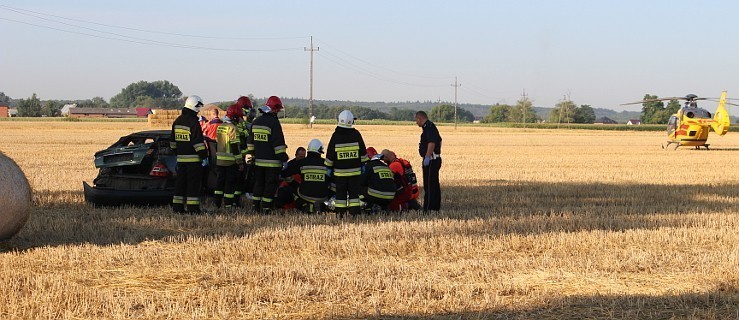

{"left": 620, "top": 97, "right": 684, "bottom": 106}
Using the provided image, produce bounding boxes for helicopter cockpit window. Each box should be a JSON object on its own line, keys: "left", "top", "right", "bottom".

{"left": 668, "top": 116, "right": 677, "bottom": 126}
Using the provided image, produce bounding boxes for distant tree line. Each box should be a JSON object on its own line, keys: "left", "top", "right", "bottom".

{"left": 481, "top": 97, "right": 596, "bottom": 124}
{"left": 5, "top": 80, "right": 480, "bottom": 122}
{"left": 280, "top": 104, "right": 475, "bottom": 122}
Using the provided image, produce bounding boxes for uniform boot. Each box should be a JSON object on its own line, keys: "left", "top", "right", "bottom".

{"left": 187, "top": 205, "right": 202, "bottom": 215}
{"left": 349, "top": 206, "right": 361, "bottom": 217}
{"left": 172, "top": 203, "right": 186, "bottom": 214}
{"left": 233, "top": 192, "right": 243, "bottom": 208}
{"left": 213, "top": 193, "right": 223, "bottom": 209}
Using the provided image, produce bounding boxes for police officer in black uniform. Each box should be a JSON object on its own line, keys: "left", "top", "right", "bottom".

{"left": 415, "top": 111, "right": 442, "bottom": 211}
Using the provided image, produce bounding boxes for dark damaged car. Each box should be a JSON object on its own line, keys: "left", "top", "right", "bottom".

{"left": 83, "top": 130, "right": 216, "bottom": 206}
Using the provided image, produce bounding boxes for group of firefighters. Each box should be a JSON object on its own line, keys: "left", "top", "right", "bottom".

{"left": 171, "top": 94, "right": 425, "bottom": 216}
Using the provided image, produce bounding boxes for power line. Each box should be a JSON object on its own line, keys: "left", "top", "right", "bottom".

{"left": 452, "top": 77, "right": 461, "bottom": 128}
{"left": 316, "top": 38, "right": 453, "bottom": 80}
{"left": 0, "top": 4, "right": 306, "bottom": 40}
{"left": 318, "top": 50, "right": 448, "bottom": 88}
{"left": 0, "top": 16, "right": 303, "bottom": 52}
{"left": 305, "top": 36, "right": 319, "bottom": 122}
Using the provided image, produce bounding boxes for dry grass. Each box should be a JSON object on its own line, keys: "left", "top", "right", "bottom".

{"left": 0, "top": 121, "right": 738, "bottom": 319}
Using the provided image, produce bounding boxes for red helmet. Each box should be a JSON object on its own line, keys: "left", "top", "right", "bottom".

{"left": 236, "top": 96, "right": 252, "bottom": 109}
{"left": 226, "top": 104, "right": 245, "bottom": 120}
{"left": 366, "top": 147, "right": 378, "bottom": 159}
{"left": 265, "top": 96, "right": 283, "bottom": 113}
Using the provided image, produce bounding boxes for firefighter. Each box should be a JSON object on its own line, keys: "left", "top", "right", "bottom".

{"left": 213, "top": 105, "right": 245, "bottom": 209}
{"left": 233, "top": 96, "right": 254, "bottom": 207}
{"left": 381, "top": 149, "right": 421, "bottom": 211}
{"left": 275, "top": 147, "right": 306, "bottom": 209}
{"left": 360, "top": 147, "right": 396, "bottom": 212}
{"left": 171, "top": 95, "right": 208, "bottom": 214}
{"left": 325, "top": 110, "right": 368, "bottom": 217}
{"left": 247, "top": 96, "right": 288, "bottom": 214}
{"left": 282, "top": 140, "right": 330, "bottom": 213}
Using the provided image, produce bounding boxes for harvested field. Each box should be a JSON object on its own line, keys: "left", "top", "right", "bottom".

{"left": 0, "top": 121, "right": 737, "bottom": 319}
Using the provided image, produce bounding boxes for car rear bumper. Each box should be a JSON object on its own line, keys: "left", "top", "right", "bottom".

{"left": 83, "top": 181, "right": 173, "bottom": 206}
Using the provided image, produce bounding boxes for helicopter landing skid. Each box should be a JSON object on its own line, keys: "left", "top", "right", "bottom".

{"left": 662, "top": 141, "right": 710, "bottom": 150}
{"left": 662, "top": 141, "right": 680, "bottom": 150}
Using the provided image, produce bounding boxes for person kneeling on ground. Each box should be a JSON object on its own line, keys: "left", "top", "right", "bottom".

{"left": 283, "top": 139, "right": 330, "bottom": 213}
{"left": 381, "top": 149, "right": 421, "bottom": 211}
{"left": 360, "top": 147, "right": 397, "bottom": 213}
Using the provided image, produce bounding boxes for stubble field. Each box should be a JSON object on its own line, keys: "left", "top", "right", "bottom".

{"left": 0, "top": 121, "right": 738, "bottom": 319}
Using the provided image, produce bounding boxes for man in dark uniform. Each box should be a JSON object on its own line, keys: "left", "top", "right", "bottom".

{"left": 247, "top": 96, "right": 288, "bottom": 214}
{"left": 325, "top": 110, "right": 368, "bottom": 217}
{"left": 415, "top": 111, "right": 442, "bottom": 211}
{"left": 171, "top": 95, "right": 208, "bottom": 214}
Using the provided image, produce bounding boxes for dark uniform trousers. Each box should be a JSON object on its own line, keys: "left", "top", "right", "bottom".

{"left": 214, "top": 165, "right": 239, "bottom": 208}
{"left": 173, "top": 162, "right": 203, "bottom": 213}
{"left": 252, "top": 166, "right": 281, "bottom": 212}
{"left": 422, "top": 157, "right": 442, "bottom": 211}
{"left": 335, "top": 176, "right": 362, "bottom": 215}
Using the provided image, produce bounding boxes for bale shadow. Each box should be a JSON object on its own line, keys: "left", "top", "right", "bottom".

{"left": 359, "top": 283, "right": 739, "bottom": 319}
{"left": 2, "top": 181, "right": 738, "bottom": 250}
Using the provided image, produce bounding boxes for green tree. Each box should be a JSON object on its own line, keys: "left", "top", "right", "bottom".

{"left": 90, "top": 96, "right": 109, "bottom": 108}
{"left": 549, "top": 100, "right": 577, "bottom": 123}
{"left": 573, "top": 104, "right": 596, "bottom": 124}
{"left": 110, "top": 80, "right": 183, "bottom": 108}
{"left": 430, "top": 104, "right": 474, "bottom": 123}
{"left": 639, "top": 94, "right": 664, "bottom": 124}
{"left": 0, "top": 92, "right": 12, "bottom": 105}
{"left": 40, "top": 100, "right": 60, "bottom": 117}
{"left": 510, "top": 98, "right": 539, "bottom": 123}
{"left": 482, "top": 104, "right": 513, "bottom": 123}
{"left": 666, "top": 99, "right": 681, "bottom": 114}
{"left": 387, "top": 107, "right": 416, "bottom": 121}
{"left": 17, "top": 93, "right": 42, "bottom": 117}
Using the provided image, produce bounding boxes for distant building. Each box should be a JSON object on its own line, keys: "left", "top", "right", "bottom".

{"left": 8, "top": 108, "right": 17, "bottom": 117}
{"left": 594, "top": 116, "right": 618, "bottom": 124}
{"left": 135, "top": 108, "right": 153, "bottom": 117}
{"left": 68, "top": 107, "right": 144, "bottom": 118}
{"left": 627, "top": 119, "right": 642, "bottom": 125}
{"left": 61, "top": 103, "right": 77, "bottom": 116}
{"left": 0, "top": 101, "right": 9, "bottom": 117}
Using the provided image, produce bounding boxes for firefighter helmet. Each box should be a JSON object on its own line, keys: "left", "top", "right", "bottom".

{"left": 184, "top": 95, "right": 203, "bottom": 112}
{"left": 307, "top": 139, "right": 324, "bottom": 154}
{"left": 338, "top": 110, "right": 354, "bottom": 128}
{"left": 236, "top": 96, "right": 253, "bottom": 109}
{"left": 226, "top": 104, "right": 245, "bottom": 120}
{"left": 265, "top": 96, "right": 283, "bottom": 113}
{"left": 366, "top": 147, "right": 378, "bottom": 159}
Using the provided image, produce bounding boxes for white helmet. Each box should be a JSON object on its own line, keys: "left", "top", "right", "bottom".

{"left": 184, "top": 95, "right": 203, "bottom": 112}
{"left": 307, "top": 139, "right": 324, "bottom": 154}
{"left": 338, "top": 110, "right": 354, "bottom": 128}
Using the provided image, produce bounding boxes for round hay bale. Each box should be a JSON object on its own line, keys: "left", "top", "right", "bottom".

{"left": 0, "top": 152, "right": 31, "bottom": 241}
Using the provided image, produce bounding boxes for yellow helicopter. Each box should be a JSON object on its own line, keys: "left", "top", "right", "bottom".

{"left": 623, "top": 91, "right": 736, "bottom": 150}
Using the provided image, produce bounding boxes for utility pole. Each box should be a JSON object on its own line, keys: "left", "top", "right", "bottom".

{"left": 304, "top": 36, "right": 319, "bottom": 126}
{"left": 451, "top": 76, "right": 461, "bottom": 129}
{"left": 521, "top": 89, "right": 528, "bottom": 128}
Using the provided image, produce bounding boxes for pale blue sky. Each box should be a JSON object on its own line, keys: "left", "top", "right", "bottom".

{"left": 1, "top": 0, "right": 737, "bottom": 111}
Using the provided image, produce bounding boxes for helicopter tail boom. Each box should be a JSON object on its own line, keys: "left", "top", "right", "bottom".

{"left": 710, "top": 91, "right": 730, "bottom": 136}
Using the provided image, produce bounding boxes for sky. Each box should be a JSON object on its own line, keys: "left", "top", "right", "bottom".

{"left": 1, "top": 0, "right": 738, "bottom": 111}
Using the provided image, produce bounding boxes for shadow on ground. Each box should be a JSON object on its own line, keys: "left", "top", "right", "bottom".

{"left": 2, "top": 181, "right": 738, "bottom": 250}
{"left": 360, "top": 282, "right": 739, "bottom": 319}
